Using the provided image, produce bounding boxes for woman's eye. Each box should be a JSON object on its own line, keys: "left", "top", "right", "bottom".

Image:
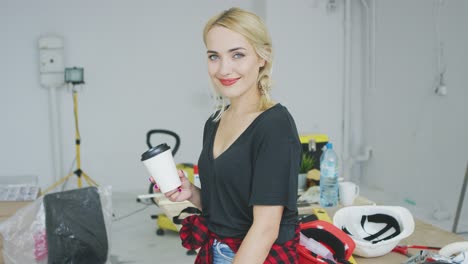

{"left": 233, "top": 53, "right": 245, "bottom": 59}
{"left": 208, "top": 54, "right": 219, "bottom": 61}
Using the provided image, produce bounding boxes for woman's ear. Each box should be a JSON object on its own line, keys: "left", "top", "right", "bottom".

{"left": 258, "top": 46, "right": 271, "bottom": 68}
{"left": 258, "top": 58, "right": 266, "bottom": 68}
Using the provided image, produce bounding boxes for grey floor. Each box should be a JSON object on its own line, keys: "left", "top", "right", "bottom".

{"left": 110, "top": 191, "right": 196, "bottom": 264}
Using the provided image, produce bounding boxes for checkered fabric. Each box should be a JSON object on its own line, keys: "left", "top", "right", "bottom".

{"left": 180, "top": 215, "right": 299, "bottom": 264}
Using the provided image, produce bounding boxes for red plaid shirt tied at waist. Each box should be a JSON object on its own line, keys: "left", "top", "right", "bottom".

{"left": 179, "top": 215, "right": 299, "bottom": 264}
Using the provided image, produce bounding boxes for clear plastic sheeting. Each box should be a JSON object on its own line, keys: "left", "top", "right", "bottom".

{"left": 0, "top": 185, "right": 40, "bottom": 201}
{"left": 0, "top": 186, "right": 112, "bottom": 264}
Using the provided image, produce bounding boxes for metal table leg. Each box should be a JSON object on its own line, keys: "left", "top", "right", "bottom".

{"left": 452, "top": 162, "right": 468, "bottom": 233}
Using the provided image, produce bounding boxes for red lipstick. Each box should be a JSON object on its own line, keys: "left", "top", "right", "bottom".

{"left": 219, "top": 77, "right": 240, "bottom": 86}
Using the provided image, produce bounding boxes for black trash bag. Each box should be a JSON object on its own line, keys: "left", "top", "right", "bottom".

{"left": 43, "top": 186, "right": 108, "bottom": 264}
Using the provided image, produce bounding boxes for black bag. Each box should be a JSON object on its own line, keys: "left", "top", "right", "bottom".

{"left": 172, "top": 207, "right": 202, "bottom": 225}
{"left": 43, "top": 187, "right": 108, "bottom": 264}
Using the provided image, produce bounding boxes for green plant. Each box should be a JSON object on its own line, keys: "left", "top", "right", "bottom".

{"left": 300, "top": 153, "right": 315, "bottom": 174}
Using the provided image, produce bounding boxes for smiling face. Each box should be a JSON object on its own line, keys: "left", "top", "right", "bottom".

{"left": 205, "top": 26, "right": 265, "bottom": 102}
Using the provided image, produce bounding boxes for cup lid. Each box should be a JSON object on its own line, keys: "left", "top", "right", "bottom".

{"left": 141, "top": 143, "right": 171, "bottom": 161}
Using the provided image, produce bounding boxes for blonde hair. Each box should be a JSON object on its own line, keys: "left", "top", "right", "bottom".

{"left": 203, "top": 7, "right": 274, "bottom": 121}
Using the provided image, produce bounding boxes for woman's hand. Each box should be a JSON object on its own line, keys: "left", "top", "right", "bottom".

{"left": 149, "top": 170, "right": 193, "bottom": 202}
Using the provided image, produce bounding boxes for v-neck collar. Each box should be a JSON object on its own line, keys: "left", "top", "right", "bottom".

{"left": 210, "top": 103, "right": 281, "bottom": 161}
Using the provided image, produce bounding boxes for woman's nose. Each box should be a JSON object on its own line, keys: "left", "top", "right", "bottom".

{"left": 218, "top": 58, "right": 233, "bottom": 76}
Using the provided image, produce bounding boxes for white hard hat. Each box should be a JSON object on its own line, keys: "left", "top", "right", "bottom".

{"left": 333, "top": 205, "right": 415, "bottom": 258}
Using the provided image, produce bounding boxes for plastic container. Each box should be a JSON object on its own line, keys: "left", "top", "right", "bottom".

{"left": 319, "top": 142, "right": 339, "bottom": 207}
{"left": 193, "top": 164, "right": 201, "bottom": 188}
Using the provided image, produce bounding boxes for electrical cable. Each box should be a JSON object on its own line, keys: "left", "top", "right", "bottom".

{"left": 112, "top": 203, "right": 152, "bottom": 222}
{"left": 410, "top": 0, "right": 447, "bottom": 139}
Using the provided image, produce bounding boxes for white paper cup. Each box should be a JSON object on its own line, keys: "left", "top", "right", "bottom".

{"left": 141, "top": 143, "right": 181, "bottom": 194}
{"left": 339, "top": 181, "right": 360, "bottom": 206}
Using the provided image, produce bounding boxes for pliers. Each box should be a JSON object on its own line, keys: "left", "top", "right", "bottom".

{"left": 393, "top": 245, "right": 442, "bottom": 257}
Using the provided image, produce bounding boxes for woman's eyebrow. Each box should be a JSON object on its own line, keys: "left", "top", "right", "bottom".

{"left": 228, "top": 47, "right": 246, "bottom": 52}
{"left": 206, "top": 47, "right": 246, "bottom": 54}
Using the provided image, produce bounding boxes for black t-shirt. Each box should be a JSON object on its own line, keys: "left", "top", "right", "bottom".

{"left": 197, "top": 103, "right": 301, "bottom": 243}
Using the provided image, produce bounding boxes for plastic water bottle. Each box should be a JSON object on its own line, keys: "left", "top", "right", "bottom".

{"left": 320, "top": 142, "right": 339, "bottom": 207}
{"left": 193, "top": 164, "right": 201, "bottom": 188}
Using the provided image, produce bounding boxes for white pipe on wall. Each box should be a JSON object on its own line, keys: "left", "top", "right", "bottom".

{"left": 48, "top": 86, "right": 63, "bottom": 182}
{"left": 343, "top": 0, "right": 374, "bottom": 182}
{"left": 360, "top": 0, "right": 371, "bottom": 95}
{"left": 356, "top": 0, "right": 375, "bottom": 170}
{"left": 342, "top": 0, "right": 352, "bottom": 180}
{"left": 372, "top": 0, "right": 376, "bottom": 94}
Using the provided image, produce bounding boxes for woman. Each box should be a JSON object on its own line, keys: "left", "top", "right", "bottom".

{"left": 154, "top": 7, "right": 302, "bottom": 263}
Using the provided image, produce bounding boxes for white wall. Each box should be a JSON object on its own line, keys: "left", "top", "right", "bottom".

{"left": 266, "top": 1, "right": 344, "bottom": 148}
{"left": 1, "top": 0, "right": 255, "bottom": 191}
{"left": 1, "top": 1, "right": 344, "bottom": 192}
{"left": 360, "top": 0, "right": 468, "bottom": 232}
{"left": 1, "top": 0, "right": 467, "bottom": 232}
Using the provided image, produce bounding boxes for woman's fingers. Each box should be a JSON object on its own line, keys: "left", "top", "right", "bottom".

{"left": 178, "top": 169, "right": 184, "bottom": 176}
{"left": 166, "top": 189, "right": 182, "bottom": 202}
{"left": 164, "top": 189, "right": 176, "bottom": 199}
{"left": 178, "top": 169, "right": 186, "bottom": 179}
{"left": 169, "top": 190, "right": 180, "bottom": 201}
{"left": 149, "top": 177, "right": 161, "bottom": 192}
{"left": 153, "top": 184, "right": 160, "bottom": 192}
{"left": 157, "top": 169, "right": 191, "bottom": 202}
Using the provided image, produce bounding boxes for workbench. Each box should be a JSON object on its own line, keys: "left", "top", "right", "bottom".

{"left": 152, "top": 194, "right": 466, "bottom": 263}
{"left": 298, "top": 197, "right": 466, "bottom": 264}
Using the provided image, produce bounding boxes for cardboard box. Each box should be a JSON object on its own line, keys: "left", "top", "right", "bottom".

{"left": 1, "top": 201, "right": 35, "bottom": 264}
{"left": 0, "top": 186, "right": 39, "bottom": 264}
{"left": 1, "top": 201, "right": 34, "bottom": 249}
{"left": 0, "top": 233, "right": 4, "bottom": 264}
{"left": 0, "top": 201, "right": 34, "bottom": 218}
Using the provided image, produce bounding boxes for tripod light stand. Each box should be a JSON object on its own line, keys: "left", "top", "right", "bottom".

{"left": 42, "top": 68, "right": 99, "bottom": 195}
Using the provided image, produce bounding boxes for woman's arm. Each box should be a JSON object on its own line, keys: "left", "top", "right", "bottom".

{"left": 233, "top": 205, "right": 284, "bottom": 264}
{"left": 187, "top": 184, "right": 202, "bottom": 209}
